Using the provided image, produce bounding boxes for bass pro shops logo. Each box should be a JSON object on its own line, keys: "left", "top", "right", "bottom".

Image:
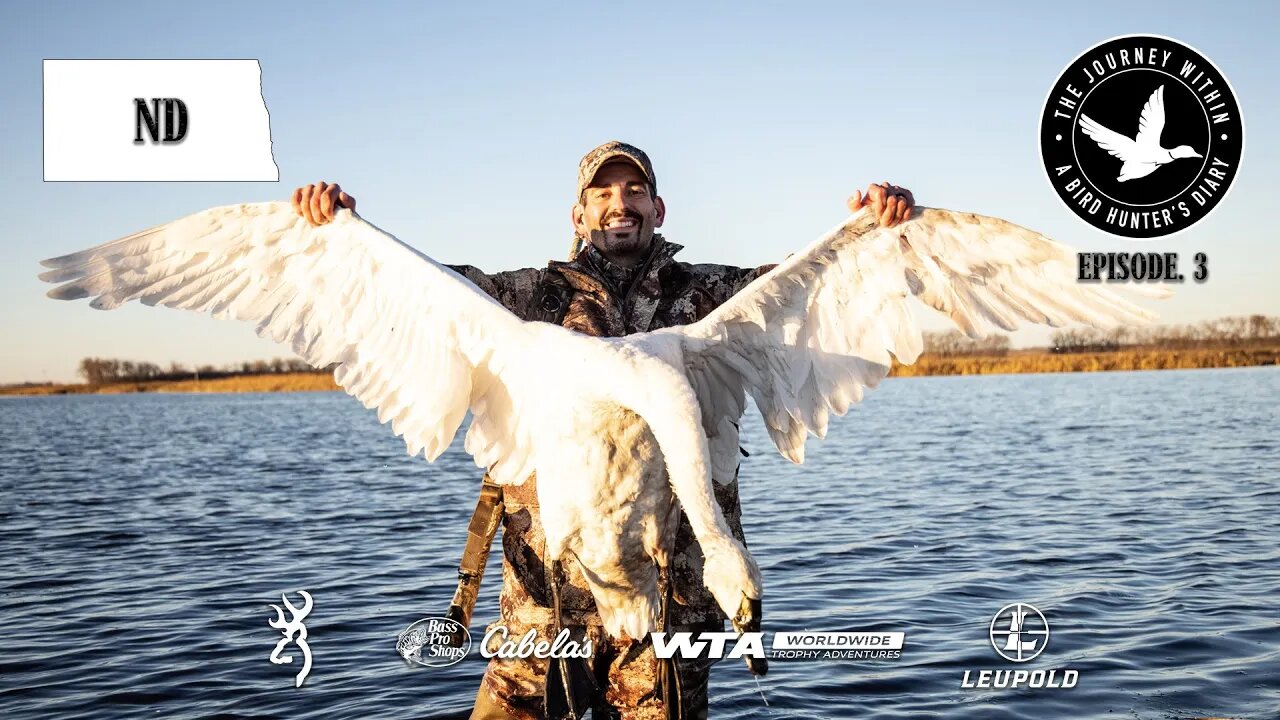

{"left": 1039, "top": 35, "right": 1243, "bottom": 239}
{"left": 961, "top": 603, "right": 1079, "bottom": 690}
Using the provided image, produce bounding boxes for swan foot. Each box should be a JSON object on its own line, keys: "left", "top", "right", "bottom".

{"left": 546, "top": 558, "right": 584, "bottom": 719}
{"left": 732, "top": 593, "right": 768, "bottom": 676}
{"left": 656, "top": 560, "right": 684, "bottom": 719}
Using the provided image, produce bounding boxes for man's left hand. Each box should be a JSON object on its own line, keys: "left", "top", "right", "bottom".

{"left": 848, "top": 182, "right": 915, "bottom": 227}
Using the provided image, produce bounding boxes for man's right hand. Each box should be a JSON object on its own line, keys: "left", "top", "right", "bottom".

{"left": 291, "top": 181, "right": 356, "bottom": 226}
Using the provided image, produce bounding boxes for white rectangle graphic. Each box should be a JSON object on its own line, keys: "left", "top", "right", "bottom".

{"left": 44, "top": 59, "right": 278, "bottom": 181}
{"left": 772, "top": 632, "right": 905, "bottom": 650}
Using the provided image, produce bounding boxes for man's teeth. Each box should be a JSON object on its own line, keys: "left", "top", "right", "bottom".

{"left": 605, "top": 219, "right": 637, "bottom": 229}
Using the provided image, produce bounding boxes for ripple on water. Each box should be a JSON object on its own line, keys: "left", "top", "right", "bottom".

{"left": 0, "top": 368, "right": 1277, "bottom": 718}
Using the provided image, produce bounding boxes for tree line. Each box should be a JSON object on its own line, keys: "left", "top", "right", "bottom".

{"left": 77, "top": 357, "right": 319, "bottom": 385}
{"left": 921, "top": 331, "right": 1012, "bottom": 356}
{"left": 74, "top": 314, "right": 1280, "bottom": 383}
{"left": 920, "top": 314, "right": 1279, "bottom": 356}
{"left": 1049, "top": 314, "right": 1280, "bottom": 354}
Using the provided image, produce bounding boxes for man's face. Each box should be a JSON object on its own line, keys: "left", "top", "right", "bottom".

{"left": 572, "top": 161, "right": 666, "bottom": 266}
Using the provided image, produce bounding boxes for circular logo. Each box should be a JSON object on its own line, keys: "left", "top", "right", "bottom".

{"left": 397, "top": 616, "right": 471, "bottom": 667}
{"left": 989, "top": 603, "right": 1049, "bottom": 663}
{"left": 1039, "top": 35, "right": 1243, "bottom": 239}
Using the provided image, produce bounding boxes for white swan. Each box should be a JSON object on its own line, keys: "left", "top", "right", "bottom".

{"left": 39, "top": 202, "right": 1163, "bottom": 648}
{"left": 1080, "top": 85, "right": 1202, "bottom": 182}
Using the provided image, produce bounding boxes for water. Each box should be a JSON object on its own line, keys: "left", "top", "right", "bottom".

{"left": 1, "top": 367, "right": 1277, "bottom": 719}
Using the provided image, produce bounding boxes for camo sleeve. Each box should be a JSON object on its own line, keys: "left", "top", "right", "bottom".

{"left": 444, "top": 265, "right": 545, "bottom": 318}
{"left": 689, "top": 262, "right": 779, "bottom": 308}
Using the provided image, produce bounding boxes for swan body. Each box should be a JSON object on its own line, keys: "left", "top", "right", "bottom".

{"left": 511, "top": 327, "right": 750, "bottom": 639}
{"left": 39, "top": 202, "right": 1166, "bottom": 642}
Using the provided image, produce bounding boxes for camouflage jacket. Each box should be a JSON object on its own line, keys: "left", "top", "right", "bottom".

{"left": 447, "top": 235, "right": 773, "bottom": 627}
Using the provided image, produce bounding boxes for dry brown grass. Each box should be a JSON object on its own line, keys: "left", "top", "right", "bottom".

{"left": 1, "top": 372, "right": 339, "bottom": 396}
{"left": 890, "top": 345, "right": 1280, "bottom": 377}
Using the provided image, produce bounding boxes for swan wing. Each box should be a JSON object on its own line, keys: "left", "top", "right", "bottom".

{"left": 660, "top": 207, "right": 1165, "bottom": 463}
{"left": 1080, "top": 114, "right": 1137, "bottom": 161}
{"left": 1134, "top": 85, "right": 1167, "bottom": 149}
{"left": 40, "top": 202, "right": 538, "bottom": 484}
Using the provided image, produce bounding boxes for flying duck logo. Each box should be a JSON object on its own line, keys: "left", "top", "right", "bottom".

{"left": 1039, "top": 35, "right": 1243, "bottom": 239}
{"left": 1079, "top": 85, "right": 1202, "bottom": 182}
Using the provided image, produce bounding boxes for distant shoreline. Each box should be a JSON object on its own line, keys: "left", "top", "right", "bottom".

{"left": 890, "top": 345, "right": 1279, "bottom": 378}
{"left": 4, "top": 346, "right": 1276, "bottom": 396}
{"left": 0, "top": 372, "right": 339, "bottom": 396}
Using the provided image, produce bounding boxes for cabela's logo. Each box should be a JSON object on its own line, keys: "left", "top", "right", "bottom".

{"left": 1039, "top": 35, "right": 1243, "bottom": 239}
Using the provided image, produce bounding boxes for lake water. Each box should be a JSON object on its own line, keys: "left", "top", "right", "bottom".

{"left": 1, "top": 367, "right": 1277, "bottom": 719}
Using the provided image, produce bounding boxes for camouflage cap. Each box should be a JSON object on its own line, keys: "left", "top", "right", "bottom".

{"left": 576, "top": 141, "right": 656, "bottom": 200}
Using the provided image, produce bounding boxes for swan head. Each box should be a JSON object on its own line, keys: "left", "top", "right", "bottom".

{"left": 701, "top": 537, "right": 760, "bottom": 607}
{"left": 702, "top": 538, "right": 768, "bottom": 675}
{"left": 702, "top": 537, "right": 763, "bottom": 615}
{"left": 1170, "top": 145, "right": 1202, "bottom": 160}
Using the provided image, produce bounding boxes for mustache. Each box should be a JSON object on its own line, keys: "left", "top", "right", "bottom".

{"left": 601, "top": 209, "right": 644, "bottom": 226}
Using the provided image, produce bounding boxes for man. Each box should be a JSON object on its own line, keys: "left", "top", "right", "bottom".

{"left": 292, "top": 142, "right": 914, "bottom": 719}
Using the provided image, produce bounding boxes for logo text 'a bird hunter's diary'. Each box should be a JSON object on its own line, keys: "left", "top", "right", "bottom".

{"left": 1039, "top": 35, "right": 1243, "bottom": 240}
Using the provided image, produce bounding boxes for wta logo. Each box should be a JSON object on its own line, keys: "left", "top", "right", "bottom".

{"left": 651, "top": 632, "right": 766, "bottom": 661}
{"left": 650, "top": 630, "right": 904, "bottom": 666}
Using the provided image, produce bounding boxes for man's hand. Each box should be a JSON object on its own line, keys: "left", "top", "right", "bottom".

{"left": 291, "top": 181, "right": 356, "bottom": 226}
{"left": 848, "top": 182, "right": 915, "bottom": 228}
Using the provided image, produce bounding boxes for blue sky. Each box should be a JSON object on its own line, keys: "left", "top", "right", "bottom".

{"left": 2, "top": 1, "right": 1276, "bottom": 383}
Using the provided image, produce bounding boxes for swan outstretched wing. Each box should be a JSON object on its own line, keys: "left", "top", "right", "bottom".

{"left": 662, "top": 207, "right": 1164, "bottom": 463}
{"left": 40, "top": 202, "right": 538, "bottom": 484}
{"left": 1135, "top": 85, "right": 1166, "bottom": 148}
{"left": 1080, "top": 114, "right": 1136, "bottom": 160}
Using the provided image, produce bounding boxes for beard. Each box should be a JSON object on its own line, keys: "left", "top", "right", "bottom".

{"left": 588, "top": 209, "right": 654, "bottom": 260}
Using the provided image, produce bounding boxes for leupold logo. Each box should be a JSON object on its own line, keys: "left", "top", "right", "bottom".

{"left": 1039, "top": 35, "right": 1243, "bottom": 239}
{"left": 989, "top": 602, "right": 1049, "bottom": 662}
{"left": 961, "top": 603, "right": 1079, "bottom": 690}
